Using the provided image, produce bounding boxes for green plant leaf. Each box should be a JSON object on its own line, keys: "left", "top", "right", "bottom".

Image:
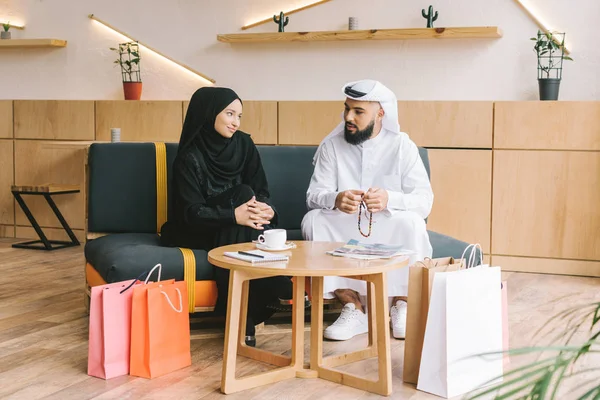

{"left": 464, "top": 356, "right": 564, "bottom": 399}
{"left": 469, "top": 302, "right": 600, "bottom": 400}
{"left": 578, "top": 384, "right": 600, "bottom": 400}
{"left": 551, "top": 362, "right": 570, "bottom": 399}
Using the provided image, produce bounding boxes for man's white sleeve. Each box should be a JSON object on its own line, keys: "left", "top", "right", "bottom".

{"left": 386, "top": 141, "right": 434, "bottom": 219}
{"left": 306, "top": 142, "right": 339, "bottom": 210}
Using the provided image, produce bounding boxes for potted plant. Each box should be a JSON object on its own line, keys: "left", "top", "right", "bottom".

{"left": 110, "top": 41, "right": 142, "bottom": 100}
{"left": 1, "top": 22, "right": 11, "bottom": 39}
{"left": 465, "top": 301, "right": 600, "bottom": 399}
{"left": 530, "top": 30, "right": 573, "bottom": 101}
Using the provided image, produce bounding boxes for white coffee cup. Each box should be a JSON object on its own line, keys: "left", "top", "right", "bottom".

{"left": 258, "top": 229, "right": 287, "bottom": 249}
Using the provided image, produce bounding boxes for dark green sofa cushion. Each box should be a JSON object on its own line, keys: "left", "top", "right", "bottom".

{"left": 428, "top": 230, "right": 481, "bottom": 262}
{"left": 88, "top": 143, "right": 158, "bottom": 234}
{"left": 257, "top": 146, "right": 316, "bottom": 231}
{"left": 84, "top": 233, "right": 214, "bottom": 283}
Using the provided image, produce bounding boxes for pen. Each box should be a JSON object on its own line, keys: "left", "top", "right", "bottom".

{"left": 238, "top": 251, "right": 264, "bottom": 259}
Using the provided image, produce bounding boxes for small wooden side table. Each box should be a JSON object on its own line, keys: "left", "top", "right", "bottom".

{"left": 208, "top": 241, "right": 409, "bottom": 396}
{"left": 11, "top": 184, "right": 81, "bottom": 251}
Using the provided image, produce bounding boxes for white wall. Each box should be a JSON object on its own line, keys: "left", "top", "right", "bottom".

{"left": 0, "top": 0, "right": 597, "bottom": 101}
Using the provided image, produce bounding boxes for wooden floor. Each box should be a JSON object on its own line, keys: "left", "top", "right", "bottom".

{"left": 1, "top": 239, "right": 599, "bottom": 399}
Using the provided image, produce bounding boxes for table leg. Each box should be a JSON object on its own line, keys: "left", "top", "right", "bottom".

{"left": 237, "top": 280, "right": 250, "bottom": 349}
{"left": 12, "top": 192, "right": 52, "bottom": 250}
{"left": 291, "top": 274, "right": 306, "bottom": 370}
{"left": 221, "top": 269, "right": 244, "bottom": 393}
{"left": 372, "top": 271, "right": 392, "bottom": 395}
{"left": 310, "top": 276, "right": 324, "bottom": 370}
{"left": 220, "top": 271, "right": 300, "bottom": 394}
{"left": 43, "top": 194, "right": 80, "bottom": 246}
{"left": 11, "top": 191, "right": 80, "bottom": 250}
{"left": 312, "top": 272, "right": 392, "bottom": 396}
{"left": 367, "top": 280, "right": 378, "bottom": 352}
{"left": 237, "top": 278, "right": 293, "bottom": 368}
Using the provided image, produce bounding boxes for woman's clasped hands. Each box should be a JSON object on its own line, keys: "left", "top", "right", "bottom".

{"left": 234, "top": 196, "right": 274, "bottom": 229}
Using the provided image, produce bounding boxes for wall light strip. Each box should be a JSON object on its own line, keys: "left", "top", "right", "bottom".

{"left": 513, "top": 0, "right": 570, "bottom": 54}
{"left": 0, "top": 21, "right": 25, "bottom": 29}
{"left": 88, "top": 14, "right": 216, "bottom": 83}
{"left": 241, "top": 0, "right": 333, "bottom": 30}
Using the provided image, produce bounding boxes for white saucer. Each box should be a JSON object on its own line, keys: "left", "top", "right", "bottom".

{"left": 255, "top": 242, "right": 296, "bottom": 251}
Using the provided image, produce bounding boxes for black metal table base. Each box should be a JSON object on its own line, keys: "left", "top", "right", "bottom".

{"left": 11, "top": 190, "right": 81, "bottom": 251}
{"left": 12, "top": 239, "right": 79, "bottom": 251}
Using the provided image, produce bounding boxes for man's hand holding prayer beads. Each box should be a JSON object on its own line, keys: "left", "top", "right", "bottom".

{"left": 363, "top": 187, "right": 389, "bottom": 213}
{"left": 335, "top": 190, "right": 365, "bottom": 214}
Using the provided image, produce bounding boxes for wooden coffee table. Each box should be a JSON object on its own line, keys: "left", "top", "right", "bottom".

{"left": 207, "top": 240, "right": 409, "bottom": 396}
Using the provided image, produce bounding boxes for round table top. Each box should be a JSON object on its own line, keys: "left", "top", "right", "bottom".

{"left": 207, "top": 241, "right": 409, "bottom": 277}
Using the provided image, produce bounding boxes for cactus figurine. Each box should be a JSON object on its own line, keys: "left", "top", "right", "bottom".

{"left": 421, "top": 5, "right": 438, "bottom": 28}
{"left": 273, "top": 11, "right": 289, "bottom": 32}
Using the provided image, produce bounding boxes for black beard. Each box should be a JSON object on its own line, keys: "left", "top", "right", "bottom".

{"left": 344, "top": 120, "right": 375, "bottom": 145}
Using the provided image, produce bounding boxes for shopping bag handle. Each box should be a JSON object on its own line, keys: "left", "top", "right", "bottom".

{"left": 161, "top": 288, "right": 183, "bottom": 313}
{"left": 144, "top": 263, "right": 162, "bottom": 284}
{"left": 460, "top": 243, "right": 484, "bottom": 269}
{"left": 414, "top": 257, "right": 433, "bottom": 268}
{"left": 119, "top": 269, "right": 150, "bottom": 294}
{"left": 117, "top": 264, "right": 164, "bottom": 295}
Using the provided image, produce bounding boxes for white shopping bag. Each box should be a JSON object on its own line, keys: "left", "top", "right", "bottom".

{"left": 417, "top": 244, "right": 504, "bottom": 398}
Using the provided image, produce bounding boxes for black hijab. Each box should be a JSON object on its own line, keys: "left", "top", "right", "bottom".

{"left": 178, "top": 87, "right": 250, "bottom": 190}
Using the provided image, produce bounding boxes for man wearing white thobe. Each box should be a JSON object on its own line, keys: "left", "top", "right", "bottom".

{"left": 301, "top": 79, "right": 434, "bottom": 341}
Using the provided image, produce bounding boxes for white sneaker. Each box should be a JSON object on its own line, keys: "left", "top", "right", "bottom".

{"left": 323, "top": 303, "right": 368, "bottom": 341}
{"left": 390, "top": 300, "right": 407, "bottom": 339}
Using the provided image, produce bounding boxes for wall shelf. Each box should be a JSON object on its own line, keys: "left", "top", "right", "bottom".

{"left": 217, "top": 26, "right": 502, "bottom": 43}
{"left": 0, "top": 39, "right": 67, "bottom": 48}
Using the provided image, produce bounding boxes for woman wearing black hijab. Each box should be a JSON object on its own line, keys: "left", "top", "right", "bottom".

{"left": 161, "top": 87, "right": 292, "bottom": 346}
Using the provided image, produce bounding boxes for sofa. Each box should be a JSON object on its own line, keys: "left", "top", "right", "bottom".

{"left": 84, "top": 142, "right": 476, "bottom": 312}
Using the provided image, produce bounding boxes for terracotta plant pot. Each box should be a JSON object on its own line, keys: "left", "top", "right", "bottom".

{"left": 123, "top": 82, "right": 142, "bottom": 100}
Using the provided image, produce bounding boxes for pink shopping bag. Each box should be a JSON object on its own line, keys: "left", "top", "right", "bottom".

{"left": 87, "top": 278, "right": 140, "bottom": 379}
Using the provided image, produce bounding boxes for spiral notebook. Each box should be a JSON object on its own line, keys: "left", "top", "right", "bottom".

{"left": 224, "top": 249, "right": 289, "bottom": 264}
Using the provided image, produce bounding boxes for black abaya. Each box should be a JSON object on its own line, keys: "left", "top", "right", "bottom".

{"left": 160, "top": 87, "right": 292, "bottom": 337}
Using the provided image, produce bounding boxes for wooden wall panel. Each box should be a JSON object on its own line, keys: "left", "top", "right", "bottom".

{"left": 278, "top": 101, "right": 494, "bottom": 147}
{"left": 278, "top": 101, "right": 341, "bottom": 145}
{"left": 0, "top": 140, "right": 14, "bottom": 226}
{"left": 0, "top": 101, "right": 12, "bottom": 138}
{"left": 15, "top": 226, "right": 85, "bottom": 243}
{"left": 493, "top": 256, "right": 600, "bottom": 278}
{"left": 427, "top": 149, "right": 492, "bottom": 250}
{"left": 96, "top": 101, "right": 183, "bottom": 142}
{"left": 492, "top": 150, "right": 600, "bottom": 260}
{"left": 240, "top": 102, "right": 278, "bottom": 144}
{"left": 14, "top": 141, "right": 85, "bottom": 230}
{"left": 14, "top": 101, "right": 94, "bottom": 140}
{"left": 398, "top": 101, "right": 493, "bottom": 148}
{"left": 183, "top": 101, "right": 189, "bottom": 122}
{"left": 0, "top": 225, "right": 14, "bottom": 238}
{"left": 494, "top": 102, "right": 600, "bottom": 150}
{"left": 182, "top": 101, "right": 277, "bottom": 144}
